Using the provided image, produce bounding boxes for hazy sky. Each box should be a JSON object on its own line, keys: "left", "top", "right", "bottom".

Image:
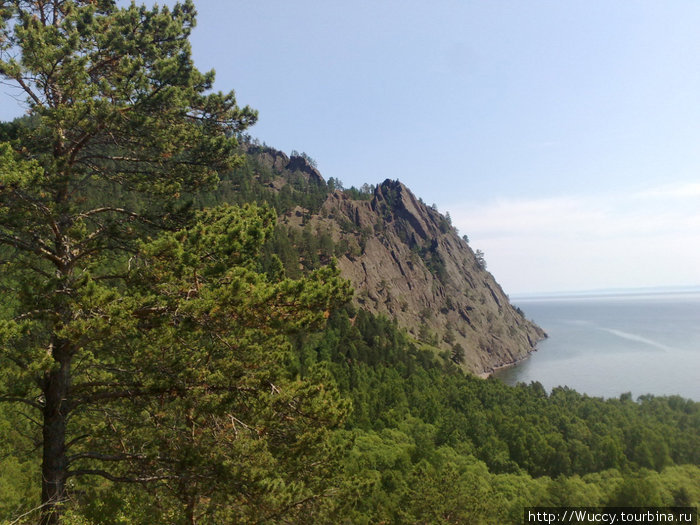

{"left": 2, "top": 1, "right": 700, "bottom": 294}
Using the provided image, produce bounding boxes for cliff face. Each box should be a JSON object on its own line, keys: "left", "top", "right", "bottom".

{"left": 236, "top": 143, "right": 545, "bottom": 375}
{"left": 281, "top": 178, "right": 545, "bottom": 375}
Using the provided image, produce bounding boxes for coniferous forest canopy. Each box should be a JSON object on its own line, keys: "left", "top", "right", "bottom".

{"left": 0, "top": 1, "right": 698, "bottom": 524}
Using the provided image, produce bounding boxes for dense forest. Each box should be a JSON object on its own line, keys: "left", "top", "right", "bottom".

{"left": 0, "top": 1, "right": 698, "bottom": 524}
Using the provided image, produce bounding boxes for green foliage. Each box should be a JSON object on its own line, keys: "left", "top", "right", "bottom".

{"left": 418, "top": 239, "right": 449, "bottom": 282}
{"left": 0, "top": 402, "right": 39, "bottom": 516}
{"left": 288, "top": 307, "right": 700, "bottom": 522}
{"left": 199, "top": 146, "right": 332, "bottom": 215}
{"left": 1, "top": 0, "right": 256, "bottom": 198}
{"left": 290, "top": 150, "right": 318, "bottom": 168}
{"left": 475, "top": 249, "right": 487, "bottom": 270}
{"left": 69, "top": 205, "right": 352, "bottom": 523}
{"left": 1, "top": 2, "right": 699, "bottom": 523}
{"left": 0, "top": 1, "right": 355, "bottom": 523}
{"left": 0, "top": 201, "right": 352, "bottom": 524}
{"left": 343, "top": 183, "right": 375, "bottom": 201}
{"left": 4, "top": 112, "right": 698, "bottom": 522}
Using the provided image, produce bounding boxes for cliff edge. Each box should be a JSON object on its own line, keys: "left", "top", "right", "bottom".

{"left": 281, "top": 177, "right": 545, "bottom": 375}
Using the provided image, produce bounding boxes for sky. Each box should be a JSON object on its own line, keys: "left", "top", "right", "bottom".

{"left": 2, "top": 1, "right": 700, "bottom": 295}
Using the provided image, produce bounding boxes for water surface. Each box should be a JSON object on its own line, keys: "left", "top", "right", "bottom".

{"left": 494, "top": 291, "right": 700, "bottom": 400}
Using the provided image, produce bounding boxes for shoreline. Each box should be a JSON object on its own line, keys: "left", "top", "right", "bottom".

{"left": 476, "top": 328, "right": 548, "bottom": 379}
{"left": 477, "top": 345, "right": 542, "bottom": 379}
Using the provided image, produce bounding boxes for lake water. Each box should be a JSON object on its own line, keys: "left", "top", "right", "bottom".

{"left": 493, "top": 291, "right": 700, "bottom": 401}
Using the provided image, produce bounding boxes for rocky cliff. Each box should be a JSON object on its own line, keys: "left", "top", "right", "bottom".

{"left": 237, "top": 144, "right": 545, "bottom": 375}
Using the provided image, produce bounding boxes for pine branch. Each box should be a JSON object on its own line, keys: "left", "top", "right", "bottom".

{"left": 66, "top": 468, "right": 178, "bottom": 483}
{"left": 0, "top": 396, "right": 43, "bottom": 410}
{"left": 67, "top": 451, "right": 147, "bottom": 463}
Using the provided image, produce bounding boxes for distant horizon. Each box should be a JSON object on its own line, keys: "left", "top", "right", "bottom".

{"left": 511, "top": 283, "right": 700, "bottom": 300}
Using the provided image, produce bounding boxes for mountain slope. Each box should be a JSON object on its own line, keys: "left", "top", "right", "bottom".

{"left": 280, "top": 178, "right": 545, "bottom": 375}
{"left": 234, "top": 143, "right": 546, "bottom": 374}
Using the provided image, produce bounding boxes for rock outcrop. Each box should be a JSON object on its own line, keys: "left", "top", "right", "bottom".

{"left": 283, "top": 178, "right": 545, "bottom": 375}
{"left": 237, "top": 143, "right": 545, "bottom": 375}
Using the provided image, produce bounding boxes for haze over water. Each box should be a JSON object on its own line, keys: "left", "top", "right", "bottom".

{"left": 494, "top": 290, "right": 700, "bottom": 401}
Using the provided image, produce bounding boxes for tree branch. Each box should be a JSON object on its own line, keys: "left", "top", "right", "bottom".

{"left": 72, "top": 383, "right": 255, "bottom": 407}
{"left": 5, "top": 501, "right": 53, "bottom": 525}
{"left": 255, "top": 493, "right": 323, "bottom": 525}
{"left": 67, "top": 451, "right": 147, "bottom": 463}
{"left": 0, "top": 231, "right": 62, "bottom": 266}
{"left": 9, "top": 72, "right": 44, "bottom": 108}
{"left": 65, "top": 433, "right": 90, "bottom": 450}
{"left": 0, "top": 396, "right": 43, "bottom": 410}
{"left": 66, "top": 468, "right": 178, "bottom": 483}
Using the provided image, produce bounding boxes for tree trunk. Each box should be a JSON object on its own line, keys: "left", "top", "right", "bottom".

{"left": 40, "top": 346, "right": 71, "bottom": 525}
{"left": 186, "top": 496, "right": 198, "bottom": 525}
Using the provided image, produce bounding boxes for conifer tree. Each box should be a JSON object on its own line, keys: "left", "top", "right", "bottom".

{"left": 0, "top": 1, "right": 352, "bottom": 523}
{"left": 69, "top": 204, "right": 351, "bottom": 523}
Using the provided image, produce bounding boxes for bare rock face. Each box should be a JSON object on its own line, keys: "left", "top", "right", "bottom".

{"left": 245, "top": 144, "right": 290, "bottom": 172}
{"left": 306, "top": 180, "right": 545, "bottom": 375}
{"left": 284, "top": 155, "right": 325, "bottom": 185}
{"left": 237, "top": 143, "right": 545, "bottom": 375}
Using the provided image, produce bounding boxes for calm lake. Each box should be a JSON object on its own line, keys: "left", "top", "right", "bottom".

{"left": 493, "top": 291, "right": 700, "bottom": 401}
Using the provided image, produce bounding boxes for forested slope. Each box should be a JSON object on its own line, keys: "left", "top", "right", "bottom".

{"left": 0, "top": 2, "right": 698, "bottom": 524}
{"left": 2, "top": 100, "right": 698, "bottom": 525}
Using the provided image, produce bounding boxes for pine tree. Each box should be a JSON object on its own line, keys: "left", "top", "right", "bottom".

{"left": 0, "top": 1, "right": 278, "bottom": 522}
{"left": 70, "top": 204, "right": 351, "bottom": 523}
